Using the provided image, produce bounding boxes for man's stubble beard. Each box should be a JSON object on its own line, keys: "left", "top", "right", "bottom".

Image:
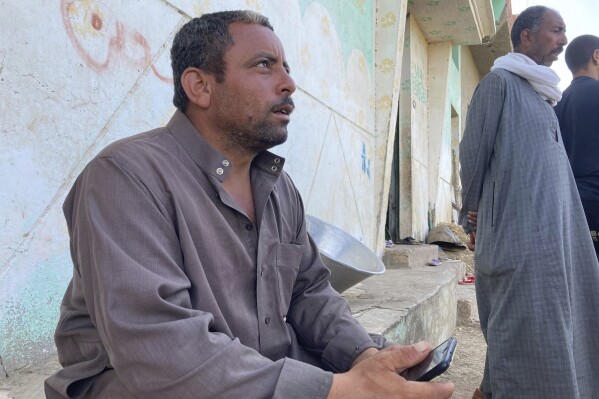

{"left": 223, "top": 120, "right": 289, "bottom": 155}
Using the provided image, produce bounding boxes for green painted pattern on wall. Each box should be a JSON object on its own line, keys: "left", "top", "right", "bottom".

{"left": 412, "top": 64, "right": 427, "bottom": 104}
{"left": 299, "top": 0, "right": 373, "bottom": 76}
{"left": 0, "top": 252, "right": 72, "bottom": 360}
{"left": 492, "top": 0, "right": 507, "bottom": 24}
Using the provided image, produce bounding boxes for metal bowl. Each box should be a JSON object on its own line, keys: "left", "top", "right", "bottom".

{"left": 306, "top": 214, "right": 385, "bottom": 293}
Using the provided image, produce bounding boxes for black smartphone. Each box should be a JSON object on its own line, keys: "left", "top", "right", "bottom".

{"left": 399, "top": 337, "right": 457, "bottom": 382}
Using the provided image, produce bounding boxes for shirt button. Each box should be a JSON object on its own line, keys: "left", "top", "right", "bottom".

{"left": 271, "top": 166, "right": 278, "bottom": 172}
{"left": 265, "top": 317, "right": 271, "bottom": 325}
{"left": 222, "top": 160, "right": 230, "bottom": 167}
{"left": 245, "top": 224, "right": 253, "bottom": 230}
{"left": 274, "top": 158, "right": 281, "bottom": 164}
{"left": 216, "top": 168, "right": 224, "bottom": 175}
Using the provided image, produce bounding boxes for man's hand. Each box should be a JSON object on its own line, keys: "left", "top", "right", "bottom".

{"left": 467, "top": 231, "right": 476, "bottom": 251}
{"left": 351, "top": 347, "right": 379, "bottom": 367}
{"left": 467, "top": 211, "right": 477, "bottom": 228}
{"left": 327, "top": 342, "right": 454, "bottom": 399}
{"left": 467, "top": 211, "right": 477, "bottom": 251}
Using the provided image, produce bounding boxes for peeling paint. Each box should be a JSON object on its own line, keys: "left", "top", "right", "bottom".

{"left": 0, "top": 250, "right": 72, "bottom": 370}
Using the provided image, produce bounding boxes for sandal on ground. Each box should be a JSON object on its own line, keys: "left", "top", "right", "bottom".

{"left": 459, "top": 274, "right": 475, "bottom": 285}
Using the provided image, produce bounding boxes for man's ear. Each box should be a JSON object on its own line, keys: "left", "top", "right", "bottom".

{"left": 593, "top": 49, "right": 599, "bottom": 65}
{"left": 519, "top": 29, "right": 534, "bottom": 49}
{"left": 181, "top": 67, "right": 212, "bottom": 109}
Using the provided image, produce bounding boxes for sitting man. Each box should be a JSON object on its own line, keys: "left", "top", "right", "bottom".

{"left": 45, "top": 10, "right": 454, "bottom": 399}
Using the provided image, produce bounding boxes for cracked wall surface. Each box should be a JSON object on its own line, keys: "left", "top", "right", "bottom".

{"left": 0, "top": 0, "right": 407, "bottom": 371}
{"left": 0, "top": 355, "right": 8, "bottom": 379}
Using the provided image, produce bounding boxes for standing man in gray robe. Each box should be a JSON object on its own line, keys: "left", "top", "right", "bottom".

{"left": 459, "top": 6, "right": 599, "bottom": 399}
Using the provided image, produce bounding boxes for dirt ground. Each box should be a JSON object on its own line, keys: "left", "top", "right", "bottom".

{"left": 435, "top": 223, "right": 486, "bottom": 399}
{"left": 443, "top": 324, "right": 487, "bottom": 399}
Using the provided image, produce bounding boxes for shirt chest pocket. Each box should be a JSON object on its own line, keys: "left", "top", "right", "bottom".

{"left": 273, "top": 242, "right": 303, "bottom": 317}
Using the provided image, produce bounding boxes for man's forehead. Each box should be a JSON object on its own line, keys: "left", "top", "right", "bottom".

{"left": 224, "top": 22, "right": 287, "bottom": 68}
{"left": 542, "top": 9, "right": 565, "bottom": 27}
{"left": 229, "top": 22, "right": 283, "bottom": 48}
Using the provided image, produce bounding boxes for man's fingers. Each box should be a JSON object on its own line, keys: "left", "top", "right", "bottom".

{"left": 401, "top": 380, "right": 455, "bottom": 399}
{"left": 467, "top": 211, "right": 478, "bottom": 227}
{"left": 380, "top": 341, "right": 432, "bottom": 373}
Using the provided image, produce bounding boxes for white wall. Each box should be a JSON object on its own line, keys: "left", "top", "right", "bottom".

{"left": 1, "top": 0, "right": 407, "bottom": 371}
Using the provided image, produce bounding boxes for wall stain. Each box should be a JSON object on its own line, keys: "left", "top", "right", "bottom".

{"left": 361, "top": 142, "right": 371, "bottom": 179}
{"left": 61, "top": 0, "right": 172, "bottom": 83}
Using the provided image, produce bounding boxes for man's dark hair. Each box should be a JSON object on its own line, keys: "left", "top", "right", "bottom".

{"left": 565, "top": 34, "right": 599, "bottom": 73}
{"left": 510, "top": 5, "right": 549, "bottom": 50}
{"left": 171, "top": 10, "right": 273, "bottom": 112}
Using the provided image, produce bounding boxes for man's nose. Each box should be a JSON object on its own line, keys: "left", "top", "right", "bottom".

{"left": 279, "top": 69, "right": 296, "bottom": 95}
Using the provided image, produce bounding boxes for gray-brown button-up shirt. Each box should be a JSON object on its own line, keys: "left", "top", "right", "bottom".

{"left": 45, "top": 111, "right": 377, "bottom": 398}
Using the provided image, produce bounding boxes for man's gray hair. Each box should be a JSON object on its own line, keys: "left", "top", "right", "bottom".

{"left": 170, "top": 10, "right": 273, "bottom": 112}
{"left": 510, "top": 5, "right": 550, "bottom": 50}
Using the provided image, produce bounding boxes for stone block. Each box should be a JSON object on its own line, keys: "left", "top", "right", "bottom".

{"left": 382, "top": 244, "right": 439, "bottom": 269}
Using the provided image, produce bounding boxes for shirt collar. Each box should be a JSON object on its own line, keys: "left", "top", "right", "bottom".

{"left": 166, "top": 110, "right": 286, "bottom": 182}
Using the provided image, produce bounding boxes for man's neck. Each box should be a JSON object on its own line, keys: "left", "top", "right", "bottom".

{"left": 184, "top": 107, "right": 258, "bottom": 222}
{"left": 573, "top": 70, "right": 599, "bottom": 80}
{"left": 223, "top": 164, "right": 256, "bottom": 223}
{"left": 572, "top": 60, "right": 599, "bottom": 80}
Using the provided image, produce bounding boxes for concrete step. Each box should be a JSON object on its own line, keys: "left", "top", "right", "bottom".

{"left": 426, "top": 260, "right": 478, "bottom": 327}
{"left": 0, "top": 355, "right": 59, "bottom": 399}
{"left": 457, "top": 281, "right": 479, "bottom": 327}
{"left": 382, "top": 244, "right": 439, "bottom": 269}
{"left": 411, "top": 259, "right": 478, "bottom": 327}
{"left": 414, "top": 259, "right": 467, "bottom": 283}
{"left": 343, "top": 267, "right": 457, "bottom": 348}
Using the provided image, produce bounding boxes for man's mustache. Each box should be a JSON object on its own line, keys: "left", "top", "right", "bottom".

{"left": 271, "top": 97, "right": 295, "bottom": 115}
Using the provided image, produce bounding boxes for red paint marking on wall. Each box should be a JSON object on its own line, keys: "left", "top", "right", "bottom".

{"left": 91, "top": 13, "right": 102, "bottom": 30}
{"left": 134, "top": 32, "right": 172, "bottom": 83}
{"left": 61, "top": 0, "right": 173, "bottom": 83}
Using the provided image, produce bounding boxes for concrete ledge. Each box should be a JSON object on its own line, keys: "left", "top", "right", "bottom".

{"left": 0, "top": 355, "right": 59, "bottom": 399}
{"left": 418, "top": 259, "right": 467, "bottom": 282}
{"left": 343, "top": 268, "right": 457, "bottom": 348}
{"left": 382, "top": 244, "right": 439, "bottom": 269}
{"left": 457, "top": 282, "right": 479, "bottom": 327}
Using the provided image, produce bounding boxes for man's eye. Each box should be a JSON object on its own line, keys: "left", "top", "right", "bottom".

{"left": 257, "top": 60, "right": 270, "bottom": 68}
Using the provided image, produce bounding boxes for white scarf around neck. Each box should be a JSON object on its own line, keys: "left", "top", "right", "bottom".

{"left": 491, "top": 52, "right": 562, "bottom": 105}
